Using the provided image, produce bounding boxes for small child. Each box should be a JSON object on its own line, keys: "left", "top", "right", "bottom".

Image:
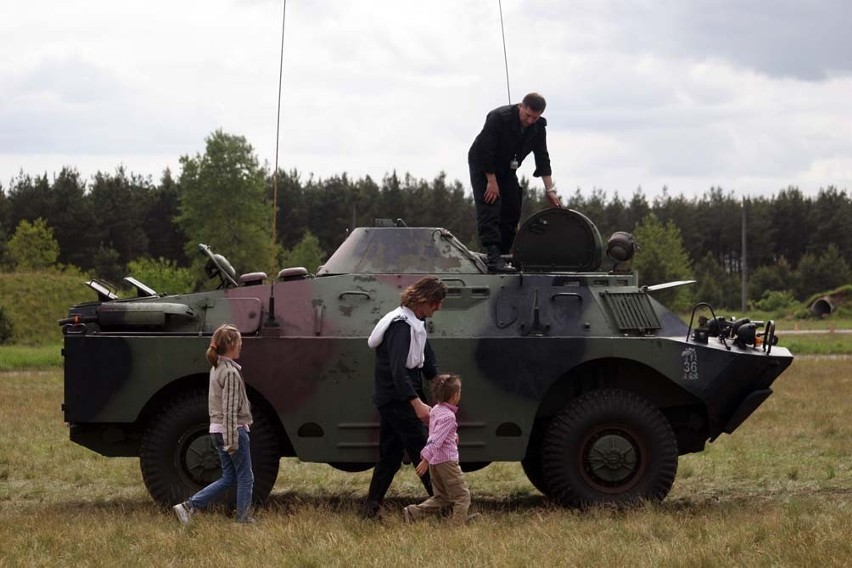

{"left": 173, "top": 324, "right": 256, "bottom": 525}
{"left": 404, "top": 373, "right": 475, "bottom": 524}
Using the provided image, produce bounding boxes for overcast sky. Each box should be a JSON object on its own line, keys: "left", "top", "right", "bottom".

{"left": 2, "top": 0, "right": 850, "bottom": 199}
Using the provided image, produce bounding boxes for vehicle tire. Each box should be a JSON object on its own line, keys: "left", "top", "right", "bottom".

{"left": 541, "top": 389, "right": 677, "bottom": 507}
{"left": 139, "top": 390, "right": 280, "bottom": 507}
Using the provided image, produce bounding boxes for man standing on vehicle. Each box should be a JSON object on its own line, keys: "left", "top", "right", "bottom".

{"left": 468, "top": 92, "right": 561, "bottom": 272}
{"left": 360, "top": 276, "right": 448, "bottom": 519}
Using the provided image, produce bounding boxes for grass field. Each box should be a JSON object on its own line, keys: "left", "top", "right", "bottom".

{"left": 2, "top": 358, "right": 852, "bottom": 567}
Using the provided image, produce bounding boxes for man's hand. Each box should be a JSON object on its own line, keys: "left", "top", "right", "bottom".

{"left": 546, "top": 189, "right": 561, "bottom": 208}
{"left": 484, "top": 176, "right": 500, "bottom": 204}
{"left": 543, "top": 176, "right": 560, "bottom": 208}
{"left": 411, "top": 398, "right": 431, "bottom": 424}
{"left": 415, "top": 459, "right": 429, "bottom": 477}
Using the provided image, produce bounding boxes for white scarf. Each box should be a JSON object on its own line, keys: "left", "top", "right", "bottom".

{"left": 367, "top": 306, "right": 427, "bottom": 369}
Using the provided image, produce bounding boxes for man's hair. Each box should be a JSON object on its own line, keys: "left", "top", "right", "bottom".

{"left": 522, "top": 92, "right": 546, "bottom": 113}
{"left": 430, "top": 373, "right": 462, "bottom": 404}
{"left": 400, "top": 276, "right": 448, "bottom": 308}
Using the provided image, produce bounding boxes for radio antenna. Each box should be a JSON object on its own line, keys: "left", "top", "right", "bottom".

{"left": 272, "top": 0, "right": 288, "bottom": 245}
{"left": 498, "top": 0, "right": 512, "bottom": 103}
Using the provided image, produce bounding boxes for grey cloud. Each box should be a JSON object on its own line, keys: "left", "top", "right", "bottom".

{"left": 0, "top": 55, "right": 212, "bottom": 155}
{"left": 533, "top": 0, "right": 852, "bottom": 81}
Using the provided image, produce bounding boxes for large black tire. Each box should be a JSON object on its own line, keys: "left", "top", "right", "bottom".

{"left": 139, "top": 390, "right": 280, "bottom": 507}
{"left": 541, "top": 389, "right": 677, "bottom": 507}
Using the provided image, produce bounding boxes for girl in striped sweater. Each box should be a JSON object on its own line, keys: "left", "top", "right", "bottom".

{"left": 173, "top": 324, "right": 255, "bottom": 525}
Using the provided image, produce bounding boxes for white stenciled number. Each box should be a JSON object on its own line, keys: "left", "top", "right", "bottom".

{"left": 681, "top": 348, "right": 699, "bottom": 381}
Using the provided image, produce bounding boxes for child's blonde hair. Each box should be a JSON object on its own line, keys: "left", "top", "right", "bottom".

{"left": 431, "top": 373, "right": 461, "bottom": 404}
{"left": 206, "top": 324, "right": 241, "bottom": 367}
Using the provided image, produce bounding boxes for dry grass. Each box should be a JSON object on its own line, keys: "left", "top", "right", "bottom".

{"left": 2, "top": 360, "right": 852, "bottom": 567}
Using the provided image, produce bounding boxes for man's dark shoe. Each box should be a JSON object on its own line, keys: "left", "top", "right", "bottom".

{"left": 358, "top": 500, "right": 381, "bottom": 520}
{"left": 486, "top": 246, "right": 517, "bottom": 273}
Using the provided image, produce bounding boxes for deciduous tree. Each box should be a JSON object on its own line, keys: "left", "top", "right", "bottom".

{"left": 177, "top": 130, "right": 275, "bottom": 277}
{"left": 279, "top": 231, "right": 326, "bottom": 274}
{"left": 7, "top": 218, "right": 59, "bottom": 270}
{"left": 633, "top": 213, "right": 693, "bottom": 311}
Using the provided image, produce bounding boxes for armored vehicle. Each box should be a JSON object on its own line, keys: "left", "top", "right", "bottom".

{"left": 61, "top": 208, "right": 793, "bottom": 508}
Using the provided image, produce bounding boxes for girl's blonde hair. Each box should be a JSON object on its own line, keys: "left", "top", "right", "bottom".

{"left": 430, "top": 373, "right": 461, "bottom": 404}
{"left": 206, "top": 324, "right": 242, "bottom": 367}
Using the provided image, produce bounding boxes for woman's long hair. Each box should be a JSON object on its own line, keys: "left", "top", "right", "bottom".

{"left": 400, "top": 276, "right": 448, "bottom": 308}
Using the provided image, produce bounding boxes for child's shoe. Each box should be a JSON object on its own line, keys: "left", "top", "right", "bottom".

{"left": 172, "top": 502, "right": 193, "bottom": 526}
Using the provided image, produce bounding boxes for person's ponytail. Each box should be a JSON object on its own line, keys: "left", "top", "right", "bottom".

{"left": 206, "top": 324, "right": 241, "bottom": 367}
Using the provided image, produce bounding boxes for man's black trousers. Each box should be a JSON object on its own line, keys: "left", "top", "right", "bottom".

{"left": 470, "top": 165, "right": 523, "bottom": 254}
{"left": 365, "top": 400, "right": 433, "bottom": 511}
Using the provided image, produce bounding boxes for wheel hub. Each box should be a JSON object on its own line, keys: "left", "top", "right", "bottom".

{"left": 179, "top": 431, "right": 221, "bottom": 487}
{"left": 583, "top": 431, "right": 640, "bottom": 487}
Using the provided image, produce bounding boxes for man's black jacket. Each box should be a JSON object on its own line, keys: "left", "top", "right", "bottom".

{"left": 468, "top": 103, "right": 552, "bottom": 178}
{"left": 372, "top": 320, "right": 437, "bottom": 407}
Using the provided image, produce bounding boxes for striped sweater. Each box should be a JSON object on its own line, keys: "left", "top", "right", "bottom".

{"left": 208, "top": 357, "right": 253, "bottom": 451}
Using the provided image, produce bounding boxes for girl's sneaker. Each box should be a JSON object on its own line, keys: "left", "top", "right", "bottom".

{"left": 172, "top": 502, "right": 193, "bottom": 525}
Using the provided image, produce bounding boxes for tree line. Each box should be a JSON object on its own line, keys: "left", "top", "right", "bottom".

{"left": 0, "top": 130, "right": 849, "bottom": 309}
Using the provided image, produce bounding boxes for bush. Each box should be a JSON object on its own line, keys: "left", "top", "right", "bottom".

{"left": 749, "top": 259, "right": 797, "bottom": 301}
{"left": 753, "top": 290, "right": 797, "bottom": 313}
{"left": 126, "top": 257, "right": 195, "bottom": 295}
{"left": 92, "top": 245, "right": 123, "bottom": 285}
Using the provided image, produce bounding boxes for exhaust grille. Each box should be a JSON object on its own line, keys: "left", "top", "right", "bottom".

{"left": 601, "top": 291, "right": 661, "bottom": 332}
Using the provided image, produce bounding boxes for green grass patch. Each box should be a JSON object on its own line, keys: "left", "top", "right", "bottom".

{"left": 0, "top": 344, "right": 63, "bottom": 370}
{"left": 772, "top": 313, "right": 852, "bottom": 331}
{"left": 781, "top": 333, "right": 852, "bottom": 355}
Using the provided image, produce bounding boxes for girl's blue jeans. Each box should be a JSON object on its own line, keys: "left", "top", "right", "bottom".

{"left": 187, "top": 428, "right": 254, "bottom": 520}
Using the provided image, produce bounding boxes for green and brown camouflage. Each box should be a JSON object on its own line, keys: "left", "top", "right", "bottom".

{"left": 60, "top": 208, "right": 793, "bottom": 508}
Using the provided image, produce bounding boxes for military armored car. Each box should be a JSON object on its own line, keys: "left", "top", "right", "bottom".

{"left": 61, "top": 208, "right": 793, "bottom": 507}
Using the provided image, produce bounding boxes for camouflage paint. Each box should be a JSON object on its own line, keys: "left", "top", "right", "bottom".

{"left": 61, "top": 211, "right": 793, "bottom": 504}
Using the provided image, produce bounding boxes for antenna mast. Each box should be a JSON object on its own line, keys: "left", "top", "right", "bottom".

{"left": 272, "top": 0, "right": 288, "bottom": 245}
{"left": 498, "top": 0, "right": 512, "bottom": 103}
